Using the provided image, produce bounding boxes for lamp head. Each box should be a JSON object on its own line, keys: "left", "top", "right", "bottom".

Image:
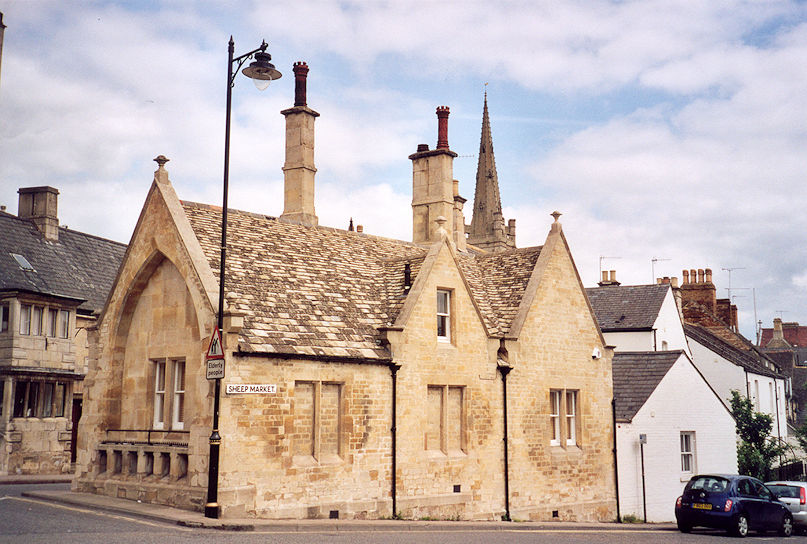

{"left": 242, "top": 50, "right": 282, "bottom": 91}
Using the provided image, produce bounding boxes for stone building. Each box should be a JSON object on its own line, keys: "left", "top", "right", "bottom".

{"left": 0, "top": 187, "right": 126, "bottom": 474}
{"left": 74, "top": 66, "right": 616, "bottom": 521}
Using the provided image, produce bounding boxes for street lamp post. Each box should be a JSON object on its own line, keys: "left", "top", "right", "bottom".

{"left": 205, "top": 36, "right": 281, "bottom": 520}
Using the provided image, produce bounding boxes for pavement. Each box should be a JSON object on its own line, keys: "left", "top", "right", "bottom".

{"left": 3, "top": 474, "right": 679, "bottom": 533}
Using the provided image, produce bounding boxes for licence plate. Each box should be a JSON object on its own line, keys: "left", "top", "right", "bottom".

{"left": 692, "top": 503, "right": 712, "bottom": 510}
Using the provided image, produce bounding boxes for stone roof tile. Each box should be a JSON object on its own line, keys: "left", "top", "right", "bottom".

{"left": 0, "top": 211, "right": 126, "bottom": 314}
{"left": 183, "top": 202, "right": 541, "bottom": 359}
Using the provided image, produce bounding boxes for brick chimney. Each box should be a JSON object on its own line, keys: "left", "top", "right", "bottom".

{"left": 280, "top": 61, "right": 319, "bottom": 227}
{"left": 598, "top": 270, "right": 620, "bottom": 287}
{"left": 680, "top": 267, "right": 716, "bottom": 315}
{"left": 18, "top": 186, "right": 59, "bottom": 241}
{"left": 409, "top": 107, "right": 458, "bottom": 244}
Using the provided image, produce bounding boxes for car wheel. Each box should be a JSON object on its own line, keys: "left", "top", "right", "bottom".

{"left": 779, "top": 513, "right": 793, "bottom": 538}
{"left": 677, "top": 520, "right": 691, "bottom": 533}
{"left": 731, "top": 513, "right": 749, "bottom": 538}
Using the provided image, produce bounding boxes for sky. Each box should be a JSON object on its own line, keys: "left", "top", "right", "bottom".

{"left": 1, "top": 0, "right": 806, "bottom": 342}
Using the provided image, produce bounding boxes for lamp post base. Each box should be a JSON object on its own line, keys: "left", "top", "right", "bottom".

{"left": 205, "top": 502, "right": 220, "bottom": 519}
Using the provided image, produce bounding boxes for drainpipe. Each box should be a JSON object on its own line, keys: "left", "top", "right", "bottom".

{"left": 774, "top": 379, "right": 782, "bottom": 477}
{"left": 612, "top": 398, "right": 621, "bottom": 522}
{"left": 390, "top": 362, "right": 401, "bottom": 517}
{"left": 498, "top": 363, "right": 512, "bottom": 521}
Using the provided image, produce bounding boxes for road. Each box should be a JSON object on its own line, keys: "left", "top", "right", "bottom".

{"left": 1, "top": 483, "right": 802, "bottom": 543}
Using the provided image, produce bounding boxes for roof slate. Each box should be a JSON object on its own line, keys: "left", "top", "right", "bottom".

{"left": 182, "top": 201, "right": 542, "bottom": 359}
{"left": 0, "top": 211, "right": 127, "bottom": 314}
{"left": 585, "top": 284, "right": 670, "bottom": 331}
{"left": 684, "top": 323, "right": 784, "bottom": 379}
{"left": 612, "top": 350, "right": 684, "bottom": 422}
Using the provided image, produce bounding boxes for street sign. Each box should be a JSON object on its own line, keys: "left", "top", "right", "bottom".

{"left": 206, "top": 327, "right": 225, "bottom": 380}
{"left": 226, "top": 384, "right": 277, "bottom": 395}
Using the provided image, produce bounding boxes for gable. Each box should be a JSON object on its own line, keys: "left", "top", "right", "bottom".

{"left": 612, "top": 351, "right": 682, "bottom": 422}
{"left": 586, "top": 284, "right": 670, "bottom": 332}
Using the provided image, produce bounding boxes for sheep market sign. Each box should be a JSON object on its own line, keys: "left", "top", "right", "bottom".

{"left": 226, "top": 384, "right": 277, "bottom": 395}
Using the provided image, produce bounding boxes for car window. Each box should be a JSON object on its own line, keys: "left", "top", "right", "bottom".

{"left": 754, "top": 482, "right": 773, "bottom": 500}
{"left": 769, "top": 485, "right": 800, "bottom": 499}
{"left": 689, "top": 476, "right": 729, "bottom": 493}
{"left": 738, "top": 479, "right": 755, "bottom": 496}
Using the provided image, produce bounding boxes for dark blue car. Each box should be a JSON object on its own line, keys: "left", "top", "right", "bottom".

{"left": 675, "top": 474, "right": 793, "bottom": 537}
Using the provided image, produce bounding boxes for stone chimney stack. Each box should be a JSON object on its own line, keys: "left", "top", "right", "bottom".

{"left": 409, "top": 107, "right": 458, "bottom": 245}
{"left": 280, "top": 61, "right": 319, "bottom": 227}
{"left": 767, "top": 317, "right": 792, "bottom": 348}
{"left": 18, "top": 186, "right": 59, "bottom": 241}
{"left": 452, "top": 179, "right": 467, "bottom": 251}
{"left": 598, "top": 270, "right": 621, "bottom": 287}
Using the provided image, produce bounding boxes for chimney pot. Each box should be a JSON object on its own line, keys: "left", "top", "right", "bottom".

{"left": 357, "top": 225, "right": 363, "bottom": 233}
{"left": 705, "top": 268, "right": 712, "bottom": 283}
{"left": 682, "top": 270, "right": 690, "bottom": 284}
{"left": 601, "top": 271, "right": 609, "bottom": 282}
{"left": 609, "top": 270, "right": 616, "bottom": 282}
{"left": 690, "top": 269, "right": 697, "bottom": 283}
{"left": 697, "top": 269, "right": 704, "bottom": 283}
{"left": 436, "top": 106, "right": 450, "bottom": 149}
{"left": 671, "top": 277, "right": 679, "bottom": 288}
{"left": 0, "top": 205, "right": 5, "bottom": 212}
{"left": 293, "top": 61, "right": 309, "bottom": 107}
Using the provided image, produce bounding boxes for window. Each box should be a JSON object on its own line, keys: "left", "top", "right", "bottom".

{"left": 293, "top": 381, "right": 342, "bottom": 461}
{"left": 53, "top": 382, "right": 65, "bottom": 417}
{"left": 681, "top": 431, "right": 695, "bottom": 473}
{"left": 58, "top": 310, "right": 69, "bottom": 338}
{"left": 31, "top": 306, "right": 42, "bottom": 336}
{"left": 550, "top": 388, "right": 580, "bottom": 447}
{"left": 661, "top": 340, "right": 668, "bottom": 350}
{"left": 549, "top": 391, "right": 561, "bottom": 446}
{"left": 11, "top": 380, "right": 66, "bottom": 418}
{"left": 172, "top": 360, "right": 185, "bottom": 429}
{"left": 425, "top": 385, "right": 465, "bottom": 454}
{"left": 42, "top": 382, "right": 54, "bottom": 417}
{"left": 20, "top": 304, "right": 31, "bottom": 335}
{"left": 565, "top": 391, "right": 577, "bottom": 446}
{"left": 436, "top": 289, "right": 451, "bottom": 342}
{"left": 1, "top": 304, "right": 8, "bottom": 332}
{"left": 11, "top": 253, "right": 35, "bottom": 271}
{"left": 153, "top": 360, "right": 166, "bottom": 429}
{"left": 47, "top": 309, "right": 58, "bottom": 337}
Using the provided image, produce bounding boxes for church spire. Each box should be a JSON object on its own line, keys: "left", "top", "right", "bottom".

{"left": 467, "top": 92, "right": 516, "bottom": 252}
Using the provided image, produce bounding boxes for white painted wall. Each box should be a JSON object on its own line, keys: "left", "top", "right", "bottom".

{"left": 689, "top": 337, "right": 788, "bottom": 438}
{"left": 602, "top": 289, "right": 691, "bottom": 356}
{"left": 616, "top": 354, "right": 737, "bottom": 522}
{"left": 603, "top": 330, "right": 654, "bottom": 352}
{"left": 651, "top": 292, "right": 690, "bottom": 356}
{"left": 746, "top": 372, "right": 788, "bottom": 440}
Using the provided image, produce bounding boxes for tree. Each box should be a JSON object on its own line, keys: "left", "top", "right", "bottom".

{"left": 729, "top": 390, "right": 786, "bottom": 481}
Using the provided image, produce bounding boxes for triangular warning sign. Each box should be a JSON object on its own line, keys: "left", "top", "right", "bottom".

{"left": 206, "top": 327, "right": 224, "bottom": 360}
